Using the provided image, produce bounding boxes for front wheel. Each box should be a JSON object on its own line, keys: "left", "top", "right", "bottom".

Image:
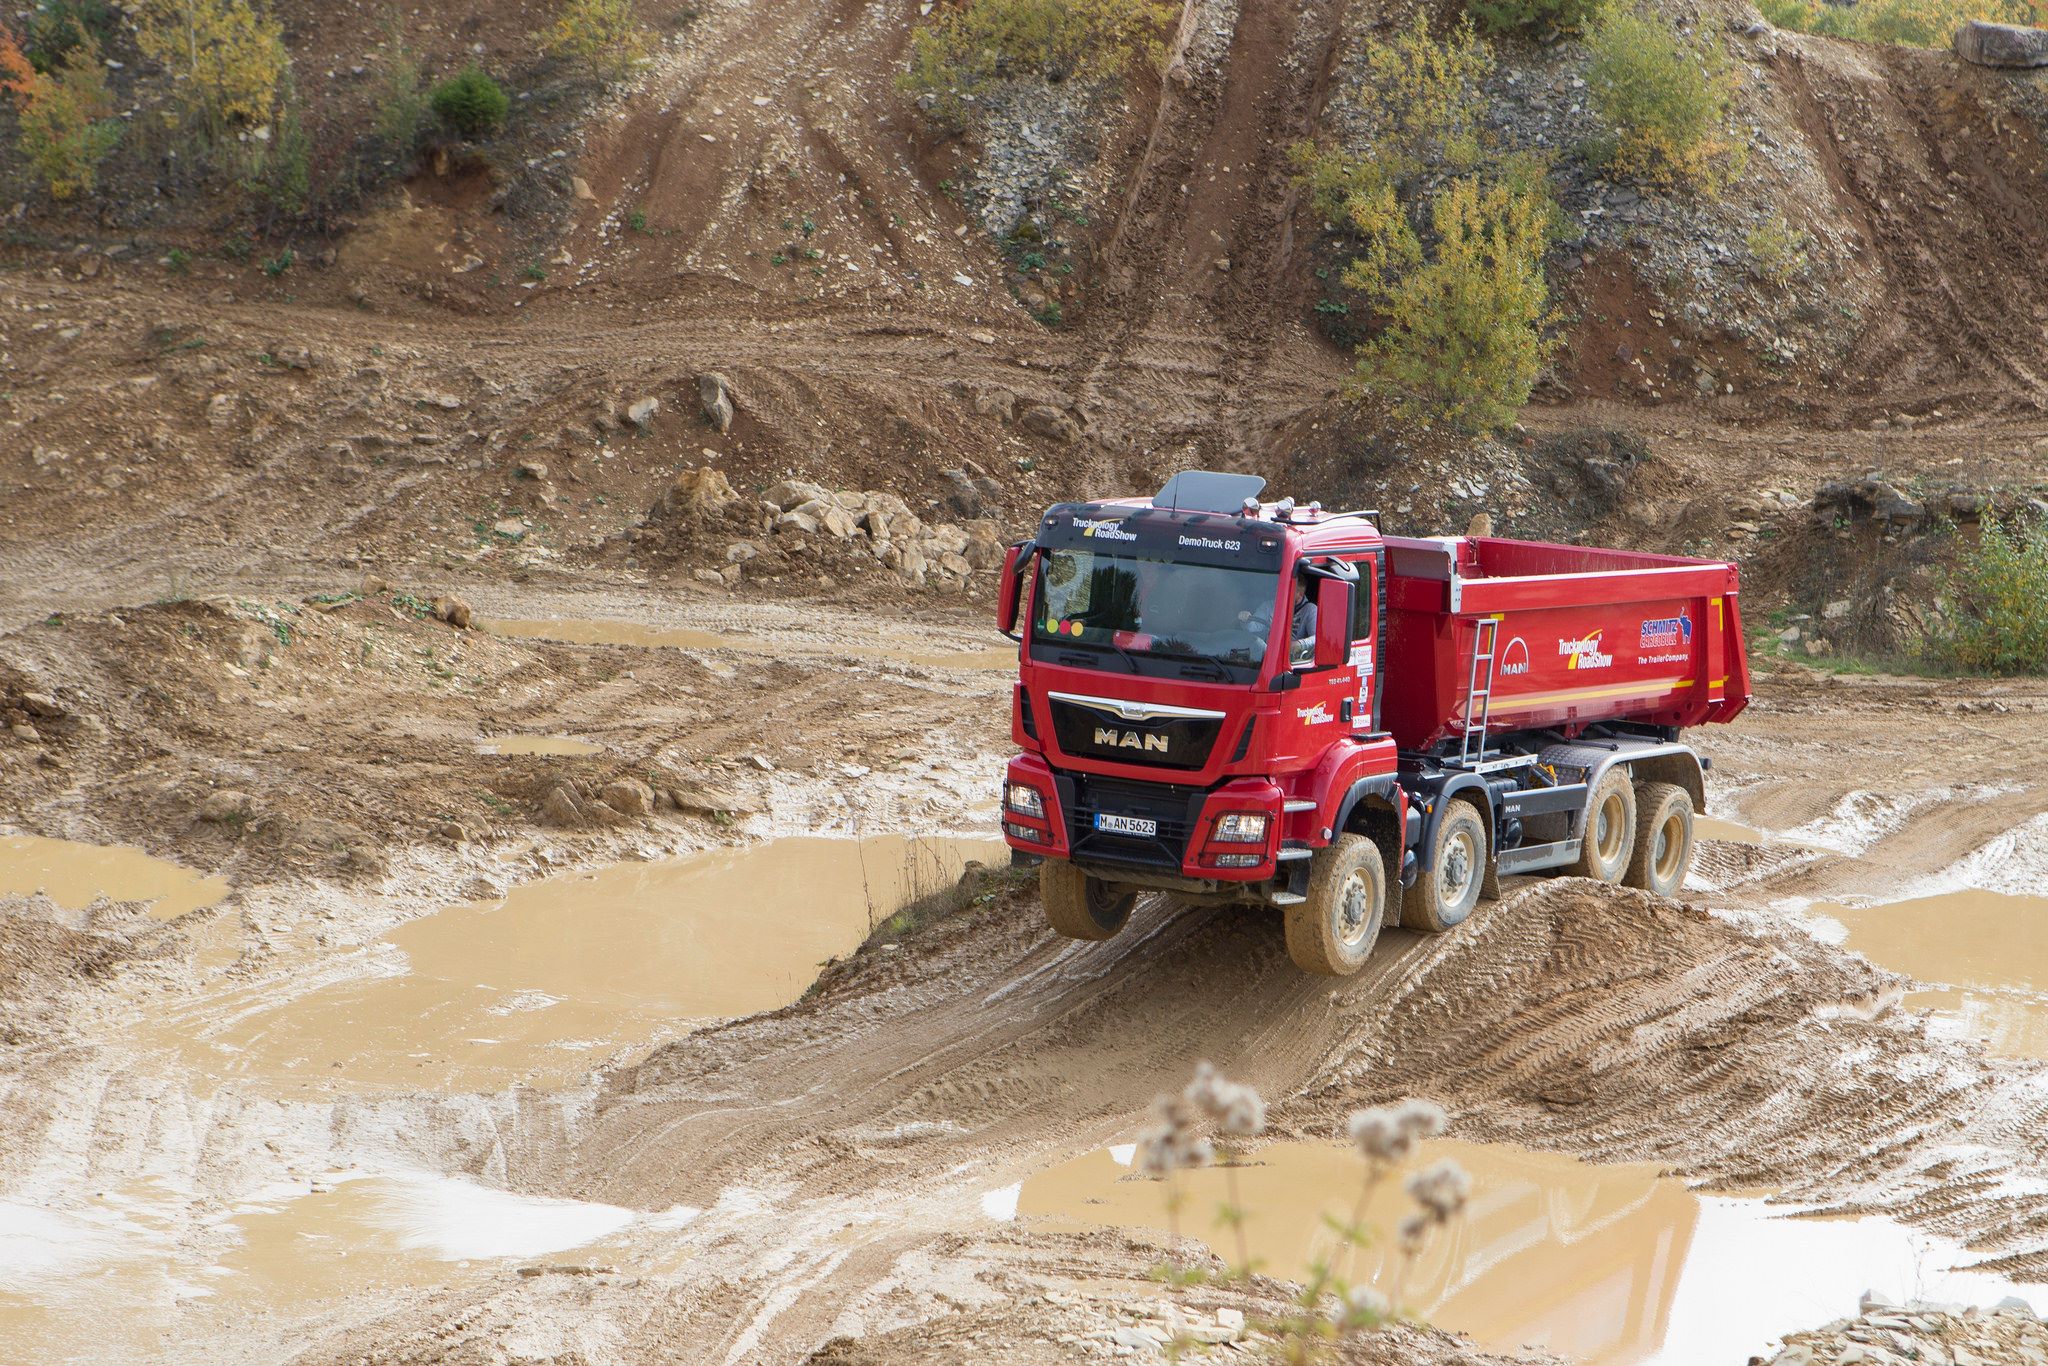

{"left": 1041, "top": 860, "right": 1135, "bottom": 941}
{"left": 1403, "top": 800, "right": 1487, "bottom": 931}
{"left": 1625, "top": 782, "right": 1695, "bottom": 898}
{"left": 1286, "top": 834, "right": 1387, "bottom": 976}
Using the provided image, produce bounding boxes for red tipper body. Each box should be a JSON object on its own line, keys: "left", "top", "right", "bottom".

{"left": 996, "top": 477, "right": 1750, "bottom": 912}
{"left": 1381, "top": 535, "right": 1750, "bottom": 751}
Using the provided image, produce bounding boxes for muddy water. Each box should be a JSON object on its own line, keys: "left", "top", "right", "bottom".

{"left": 480, "top": 616, "right": 1012, "bottom": 671}
{"left": 1819, "top": 889, "right": 2048, "bottom": 1061}
{"left": 0, "top": 1173, "right": 696, "bottom": 1363}
{"left": 478, "top": 735, "right": 604, "bottom": 756}
{"left": 0, "top": 833, "right": 228, "bottom": 922}
{"left": 157, "top": 835, "right": 1003, "bottom": 1094}
{"left": 1006, "top": 1138, "right": 2025, "bottom": 1364}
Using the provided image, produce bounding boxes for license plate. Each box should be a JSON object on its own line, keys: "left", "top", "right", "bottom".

{"left": 1096, "top": 813, "right": 1157, "bottom": 838}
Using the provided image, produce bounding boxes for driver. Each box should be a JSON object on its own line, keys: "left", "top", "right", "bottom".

{"left": 1243, "top": 577, "right": 1318, "bottom": 664}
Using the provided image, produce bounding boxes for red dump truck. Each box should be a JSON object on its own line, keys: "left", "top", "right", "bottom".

{"left": 994, "top": 471, "right": 1750, "bottom": 975}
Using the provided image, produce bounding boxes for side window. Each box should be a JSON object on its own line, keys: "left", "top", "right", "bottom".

{"left": 1348, "top": 558, "right": 1375, "bottom": 642}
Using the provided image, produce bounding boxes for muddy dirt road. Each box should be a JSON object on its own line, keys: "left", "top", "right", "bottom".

{"left": 5, "top": 582, "right": 2048, "bottom": 1364}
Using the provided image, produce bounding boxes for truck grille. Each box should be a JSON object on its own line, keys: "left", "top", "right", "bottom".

{"left": 1048, "top": 696, "right": 1222, "bottom": 771}
{"left": 1060, "top": 774, "right": 1207, "bottom": 871}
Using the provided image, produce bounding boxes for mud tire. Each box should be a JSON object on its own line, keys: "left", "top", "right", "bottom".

{"left": 1625, "top": 782, "right": 1695, "bottom": 898}
{"left": 1040, "top": 860, "right": 1135, "bottom": 941}
{"left": 1286, "top": 834, "right": 1387, "bottom": 976}
{"left": 1403, "top": 799, "right": 1487, "bottom": 932}
{"left": 1569, "top": 768, "right": 1637, "bottom": 882}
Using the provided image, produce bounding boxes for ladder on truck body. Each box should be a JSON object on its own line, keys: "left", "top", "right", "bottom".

{"left": 1457, "top": 616, "right": 1499, "bottom": 765}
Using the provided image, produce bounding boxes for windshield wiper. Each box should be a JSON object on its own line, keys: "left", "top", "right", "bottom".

{"left": 1176, "top": 655, "right": 1231, "bottom": 682}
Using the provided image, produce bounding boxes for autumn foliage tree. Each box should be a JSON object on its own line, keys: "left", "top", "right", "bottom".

{"left": 1, "top": 22, "right": 122, "bottom": 199}
{"left": 135, "top": 0, "right": 287, "bottom": 139}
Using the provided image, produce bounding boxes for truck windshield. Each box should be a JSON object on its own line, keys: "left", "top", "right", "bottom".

{"left": 1031, "top": 548, "right": 1280, "bottom": 677}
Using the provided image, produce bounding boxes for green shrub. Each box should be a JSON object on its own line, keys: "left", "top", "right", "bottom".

{"left": 1584, "top": 8, "right": 1742, "bottom": 192}
{"left": 540, "top": 0, "right": 651, "bottom": 84}
{"left": 250, "top": 68, "right": 310, "bottom": 212}
{"left": 899, "top": 0, "right": 1177, "bottom": 123}
{"left": 1761, "top": 0, "right": 2026, "bottom": 44}
{"left": 1939, "top": 514, "right": 2048, "bottom": 674}
{"left": 1745, "top": 213, "right": 1809, "bottom": 290}
{"left": 431, "top": 64, "right": 509, "bottom": 137}
{"left": 2, "top": 26, "right": 122, "bottom": 199}
{"left": 25, "top": 0, "right": 115, "bottom": 71}
{"left": 372, "top": 23, "right": 429, "bottom": 153}
{"left": 1466, "top": 0, "right": 1600, "bottom": 37}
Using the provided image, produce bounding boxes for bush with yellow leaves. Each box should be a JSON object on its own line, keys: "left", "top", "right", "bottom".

{"left": 135, "top": 0, "right": 287, "bottom": 139}
{"left": 899, "top": 0, "right": 1178, "bottom": 125}
{"left": 1293, "top": 15, "right": 1559, "bottom": 432}
{"left": 1758, "top": 0, "right": 2028, "bottom": 45}
{"left": 1, "top": 23, "right": 122, "bottom": 199}
{"left": 540, "top": 0, "right": 651, "bottom": 86}
{"left": 1584, "top": 7, "right": 1743, "bottom": 192}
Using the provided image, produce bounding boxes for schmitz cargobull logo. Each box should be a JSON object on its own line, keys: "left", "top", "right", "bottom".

{"left": 1095, "top": 727, "right": 1169, "bottom": 753}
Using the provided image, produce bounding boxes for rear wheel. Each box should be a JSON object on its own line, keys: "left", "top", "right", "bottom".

{"left": 1568, "top": 768, "right": 1637, "bottom": 882}
{"left": 1403, "top": 800, "right": 1487, "bottom": 932}
{"left": 1286, "top": 834, "right": 1387, "bottom": 976}
{"left": 1625, "top": 782, "right": 1695, "bottom": 898}
{"left": 1041, "top": 860, "right": 1135, "bottom": 940}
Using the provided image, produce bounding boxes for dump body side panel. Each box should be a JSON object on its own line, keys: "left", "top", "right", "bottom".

{"left": 1382, "top": 536, "right": 1750, "bottom": 752}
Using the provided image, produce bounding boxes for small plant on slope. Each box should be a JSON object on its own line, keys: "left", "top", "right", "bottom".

{"left": 1939, "top": 513, "right": 2048, "bottom": 674}
{"left": 1584, "top": 6, "right": 1744, "bottom": 193}
{"left": 899, "top": 0, "right": 1178, "bottom": 125}
{"left": 540, "top": 0, "right": 652, "bottom": 85}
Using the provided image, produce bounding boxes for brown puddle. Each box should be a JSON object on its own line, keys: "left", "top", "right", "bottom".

{"left": 0, "top": 833, "right": 227, "bottom": 923}
{"left": 1818, "top": 889, "right": 2048, "bottom": 1060}
{"left": 0, "top": 1174, "right": 694, "bottom": 1361}
{"left": 1005, "top": 1138, "right": 2026, "bottom": 1363}
{"left": 153, "top": 835, "right": 1003, "bottom": 1094}
{"left": 478, "top": 735, "right": 604, "bottom": 756}
{"left": 480, "top": 616, "right": 1011, "bottom": 671}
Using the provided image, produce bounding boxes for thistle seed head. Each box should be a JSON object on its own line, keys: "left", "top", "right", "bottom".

{"left": 1394, "top": 1098, "right": 1448, "bottom": 1142}
{"left": 1135, "top": 1091, "right": 1214, "bottom": 1175}
{"left": 1346, "top": 1107, "right": 1413, "bottom": 1163}
{"left": 1406, "top": 1158, "right": 1472, "bottom": 1221}
{"left": 1397, "top": 1211, "right": 1430, "bottom": 1253}
{"left": 1184, "top": 1062, "right": 1267, "bottom": 1138}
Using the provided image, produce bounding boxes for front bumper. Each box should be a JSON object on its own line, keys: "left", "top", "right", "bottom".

{"left": 1000, "top": 756, "right": 1284, "bottom": 883}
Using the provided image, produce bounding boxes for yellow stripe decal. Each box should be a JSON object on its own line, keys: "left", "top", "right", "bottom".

{"left": 1505, "top": 678, "right": 1688, "bottom": 707}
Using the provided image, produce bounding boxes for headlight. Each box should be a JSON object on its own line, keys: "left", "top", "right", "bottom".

{"left": 1212, "top": 812, "right": 1268, "bottom": 843}
{"left": 1005, "top": 783, "right": 1045, "bottom": 817}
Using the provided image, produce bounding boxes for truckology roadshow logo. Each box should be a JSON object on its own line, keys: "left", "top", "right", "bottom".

{"left": 1639, "top": 611, "right": 1694, "bottom": 649}
{"left": 1559, "top": 630, "right": 1613, "bottom": 670}
{"left": 1072, "top": 517, "right": 1137, "bottom": 541}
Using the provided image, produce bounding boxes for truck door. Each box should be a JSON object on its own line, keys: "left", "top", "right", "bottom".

{"left": 1339, "top": 551, "right": 1383, "bottom": 735}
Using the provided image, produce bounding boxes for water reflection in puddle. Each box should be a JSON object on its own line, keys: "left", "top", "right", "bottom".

{"left": 478, "top": 735, "right": 604, "bottom": 757}
{"left": 156, "top": 834, "right": 1003, "bottom": 1094}
{"left": 479, "top": 616, "right": 1011, "bottom": 671}
{"left": 1818, "top": 889, "right": 2048, "bottom": 1061}
{"left": 0, "top": 834, "right": 228, "bottom": 922}
{"left": 1004, "top": 1138, "right": 2025, "bottom": 1364}
{"left": 0, "top": 1173, "right": 695, "bottom": 1363}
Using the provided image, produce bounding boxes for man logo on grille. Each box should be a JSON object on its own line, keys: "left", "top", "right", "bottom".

{"left": 1095, "top": 727, "right": 1170, "bottom": 753}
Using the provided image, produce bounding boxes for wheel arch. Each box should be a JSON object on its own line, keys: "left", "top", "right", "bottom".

{"left": 1413, "top": 773, "right": 1495, "bottom": 874}
{"left": 1336, "top": 776, "right": 1405, "bottom": 885}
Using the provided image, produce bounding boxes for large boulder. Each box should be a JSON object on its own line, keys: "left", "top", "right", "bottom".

{"left": 1018, "top": 404, "right": 1078, "bottom": 442}
{"left": 1954, "top": 19, "right": 2048, "bottom": 66}
{"left": 699, "top": 372, "right": 736, "bottom": 432}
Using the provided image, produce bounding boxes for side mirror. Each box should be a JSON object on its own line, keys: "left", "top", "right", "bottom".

{"left": 1313, "top": 577, "right": 1353, "bottom": 670}
{"left": 996, "top": 543, "right": 1031, "bottom": 636}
